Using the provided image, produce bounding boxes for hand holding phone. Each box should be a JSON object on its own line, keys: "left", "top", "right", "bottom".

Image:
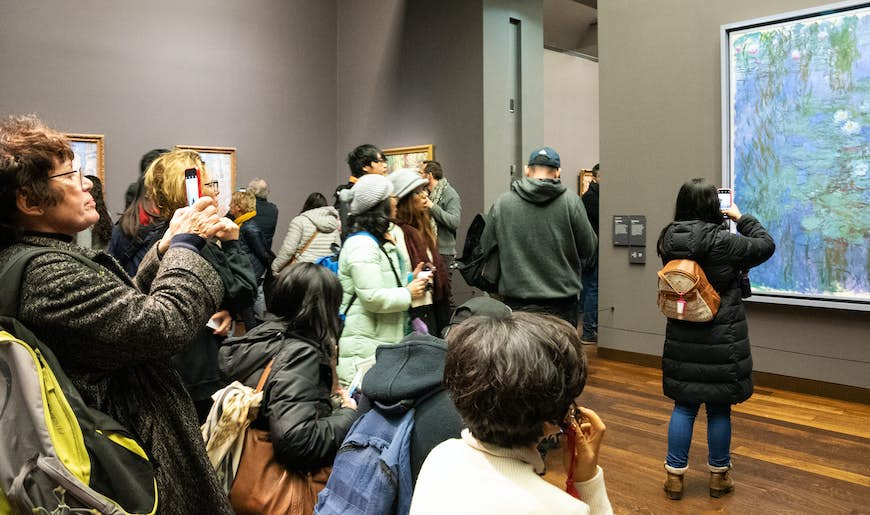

{"left": 185, "top": 168, "right": 201, "bottom": 206}
{"left": 563, "top": 406, "right": 606, "bottom": 483}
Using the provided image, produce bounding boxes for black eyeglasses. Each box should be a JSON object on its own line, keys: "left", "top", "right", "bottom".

{"left": 373, "top": 157, "right": 388, "bottom": 164}
{"left": 203, "top": 180, "right": 220, "bottom": 194}
{"left": 48, "top": 169, "right": 83, "bottom": 188}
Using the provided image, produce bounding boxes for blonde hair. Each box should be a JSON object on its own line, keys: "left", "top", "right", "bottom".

{"left": 231, "top": 190, "right": 256, "bottom": 213}
{"left": 144, "top": 149, "right": 207, "bottom": 216}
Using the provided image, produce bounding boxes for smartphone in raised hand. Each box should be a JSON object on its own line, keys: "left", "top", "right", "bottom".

{"left": 184, "top": 168, "right": 201, "bottom": 206}
{"left": 717, "top": 188, "right": 732, "bottom": 212}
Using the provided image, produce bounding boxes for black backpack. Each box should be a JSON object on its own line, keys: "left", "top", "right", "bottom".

{"left": 456, "top": 213, "right": 499, "bottom": 293}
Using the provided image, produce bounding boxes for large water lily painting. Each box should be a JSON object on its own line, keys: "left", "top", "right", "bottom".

{"left": 723, "top": 1, "right": 870, "bottom": 308}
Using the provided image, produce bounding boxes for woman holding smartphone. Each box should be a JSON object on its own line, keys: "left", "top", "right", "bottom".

{"left": 335, "top": 174, "right": 428, "bottom": 386}
{"left": 143, "top": 149, "right": 257, "bottom": 421}
{"left": 410, "top": 312, "right": 612, "bottom": 514}
{"left": 0, "top": 115, "right": 234, "bottom": 513}
{"left": 387, "top": 168, "right": 451, "bottom": 335}
{"left": 656, "top": 178, "right": 774, "bottom": 500}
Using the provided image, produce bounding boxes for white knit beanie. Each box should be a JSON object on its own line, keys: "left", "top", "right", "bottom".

{"left": 340, "top": 174, "right": 394, "bottom": 215}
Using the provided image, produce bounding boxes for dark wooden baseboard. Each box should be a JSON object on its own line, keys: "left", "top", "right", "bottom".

{"left": 596, "top": 346, "right": 870, "bottom": 405}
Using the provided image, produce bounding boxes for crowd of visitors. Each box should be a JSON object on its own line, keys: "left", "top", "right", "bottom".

{"left": 0, "top": 115, "right": 774, "bottom": 514}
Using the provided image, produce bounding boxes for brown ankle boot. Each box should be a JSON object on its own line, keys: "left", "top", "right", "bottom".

{"left": 663, "top": 464, "right": 686, "bottom": 500}
{"left": 709, "top": 465, "right": 734, "bottom": 498}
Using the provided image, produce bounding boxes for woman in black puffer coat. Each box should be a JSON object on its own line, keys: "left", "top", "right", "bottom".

{"left": 219, "top": 263, "right": 359, "bottom": 482}
{"left": 656, "top": 178, "right": 774, "bottom": 500}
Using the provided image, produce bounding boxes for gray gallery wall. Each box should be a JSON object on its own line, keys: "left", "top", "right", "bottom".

{"left": 598, "top": 0, "right": 870, "bottom": 389}
{"left": 543, "top": 49, "right": 599, "bottom": 196}
{"left": 482, "top": 0, "right": 545, "bottom": 209}
{"left": 335, "top": 0, "right": 484, "bottom": 214}
{"left": 0, "top": 0, "right": 338, "bottom": 248}
{"left": 336, "top": 0, "right": 544, "bottom": 302}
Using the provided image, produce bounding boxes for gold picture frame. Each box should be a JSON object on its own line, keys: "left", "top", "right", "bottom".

{"left": 176, "top": 145, "right": 237, "bottom": 216}
{"left": 578, "top": 168, "right": 594, "bottom": 195}
{"left": 66, "top": 133, "right": 105, "bottom": 187}
{"left": 383, "top": 144, "right": 434, "bottom": 173}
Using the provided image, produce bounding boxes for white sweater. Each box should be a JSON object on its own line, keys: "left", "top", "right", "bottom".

{"left": 410, "top": 430, "right": 613, "bottom": 515}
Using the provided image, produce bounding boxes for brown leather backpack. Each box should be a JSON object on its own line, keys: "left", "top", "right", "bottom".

{"left": 657, "top": 259, "right": 720, "bottom": 322}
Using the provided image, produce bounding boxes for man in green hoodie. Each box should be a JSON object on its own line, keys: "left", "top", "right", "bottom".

{"left": 483, "top": 146, "right": 597, "bottom": 327}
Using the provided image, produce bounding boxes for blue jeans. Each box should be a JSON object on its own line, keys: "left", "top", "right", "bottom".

{"left": 580, "top": 261, "right": 598, "bottom": 340}
{"left": 666, "top": 401, "right": 731, "bottom": 469}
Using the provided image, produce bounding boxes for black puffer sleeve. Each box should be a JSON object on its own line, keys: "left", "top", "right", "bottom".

{"left": 264, "top": 342, "right": 359, "bottom": 471}
{"left": 201, "top": 240, "right": 257, "bottom": 314}
{"left": 727, "top": 215, "right": 776, "bottom": 270}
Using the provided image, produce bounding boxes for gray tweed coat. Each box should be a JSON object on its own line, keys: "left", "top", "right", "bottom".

{"left": 0, "top": 235, "right": 233, "bottom": 514}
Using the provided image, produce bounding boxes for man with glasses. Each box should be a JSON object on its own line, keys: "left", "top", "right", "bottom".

{"left": 335, "top": 144, "right": 389, "bottom": 239}
{"left": 419, "top": 160, "right": 461, "bottom": 309}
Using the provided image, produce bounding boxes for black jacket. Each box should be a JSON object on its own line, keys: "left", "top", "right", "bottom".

{"left": 360, "top": 333, "right": 462, "bottom": 483}
{"left": 582, "top": 181, "right": 599, "bottom": 236}
{"left": 658, "top": 215, "right": 774, "bottom": 404}
{"left": 238, "top": 219, "right": 271, "bottom": 279}
{"left": 252, "top": 198, "right": 279, "bottom": 250}
{"left": 334, "top": 181, "right": 354, "bottom": 240}
{"left": 218, "top": 320, "right": 358, "bottom": 472}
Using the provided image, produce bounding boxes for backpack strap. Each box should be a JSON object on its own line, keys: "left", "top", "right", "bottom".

{"left": 341, "top": 233, "right": 404, "bottom": 318}
{"left": 0, "top": 246, "right": 100, "bottom": 318}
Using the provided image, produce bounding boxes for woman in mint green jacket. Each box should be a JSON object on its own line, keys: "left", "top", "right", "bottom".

{"left": 336, "top": 174, "right": 428, "bottom": 386}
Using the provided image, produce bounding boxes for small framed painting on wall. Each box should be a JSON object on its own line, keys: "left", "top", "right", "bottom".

{"left": 383, "top": 144, "right": 434, "bottom": 173}
{"left": 66, "top": 133, "right": 105, "bottom": 187}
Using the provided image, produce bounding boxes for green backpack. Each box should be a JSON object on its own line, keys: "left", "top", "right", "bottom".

{"left": 0, "top": 247, "right": 158, "bottom": 515}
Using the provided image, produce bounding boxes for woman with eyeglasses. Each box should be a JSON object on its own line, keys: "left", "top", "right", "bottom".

{"left": 141, "top": 149, "right": 258, "bottom": 422}
{"left": 334, "top": 173, "right": 429, "bottom": 387}
{"left": 0, "top": 114, "right": 235, "bottom": 513}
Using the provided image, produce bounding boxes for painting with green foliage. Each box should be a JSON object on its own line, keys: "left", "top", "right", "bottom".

{"left": 726, "top": 3, "right": 870, "bottom": 304}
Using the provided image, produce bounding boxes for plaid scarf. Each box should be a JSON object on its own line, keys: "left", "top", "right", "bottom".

{"left": 429, "top": 178, "right": 450, "bottom": 238}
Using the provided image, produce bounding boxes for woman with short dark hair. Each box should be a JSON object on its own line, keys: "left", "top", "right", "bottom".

{"left": 410, "top": 312, "right": 613, "bottom": 514}
{"left": 657, "top": 178, "right": 774, "bottom": 500}
{"left": 0, "top": 114, "right": 234, "bottom": 513}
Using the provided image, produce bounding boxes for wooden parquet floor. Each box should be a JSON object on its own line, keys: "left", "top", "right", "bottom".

{"left": 541, "top": 346, "right": 870, "bottom": 514}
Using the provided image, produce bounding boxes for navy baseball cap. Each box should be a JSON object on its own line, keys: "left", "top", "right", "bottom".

{"left": 528, "top": 146, "right": 561, "bottom": 168}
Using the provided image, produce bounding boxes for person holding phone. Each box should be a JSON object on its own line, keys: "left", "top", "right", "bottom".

{"left": 388, "top": 168, "right": 451, "bottom": 335}
{"left": 143, "top": 149, "right": 258, "bottom": 421}
{"left": 0, "top": 115, "right": 235, "bottom": 513}
{"left": 410, "top": 312, "right": 613, "bottom": 514}
{"left": 335, "top": 174, "right": 429, "bottom": 386}
{"left": 656, "top": 178, "right": 775, "bottom": 500}
{"left": 219, "top": 263, "right": 359, "bottom": 512}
